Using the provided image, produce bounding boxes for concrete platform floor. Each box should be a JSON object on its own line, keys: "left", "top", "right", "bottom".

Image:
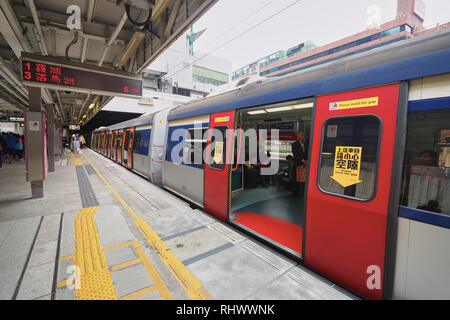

{"left": 0, "top": 149, "right": 356, "bottom": 300}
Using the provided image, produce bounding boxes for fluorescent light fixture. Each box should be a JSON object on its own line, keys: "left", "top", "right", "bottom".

{"left": 247, "top": 110, "right": 266, "bottom": 115}
{"left": 293, "top": 102, "right": 314, "bottom": 109}
{"left": 265, "top": 106, "right": 293, "bottom": 113}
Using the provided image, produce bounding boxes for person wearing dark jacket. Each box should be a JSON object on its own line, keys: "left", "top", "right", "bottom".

{"left": 291, "top": 132, "right": 308, "bottom": 167}
{"left": 291, "top": 132, "right": 308, "bottom": 196}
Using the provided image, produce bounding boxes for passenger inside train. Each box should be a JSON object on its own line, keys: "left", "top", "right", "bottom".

{"left": 229, "top": 98, "right": 313, "bottom": 255}
{"left": 400, "top": 109, "right": 450, "bottom": 216}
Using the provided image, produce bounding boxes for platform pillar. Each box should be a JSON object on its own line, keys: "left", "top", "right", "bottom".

{"left": 26, "top": 87, "right": 45, "bottom": 198}
{"left": 45, "top": 104, "right": 55, "bottom": 173}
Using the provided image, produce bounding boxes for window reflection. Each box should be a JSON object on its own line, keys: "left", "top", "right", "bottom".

{"left": 400, "top": 110, "right": 450, "bottom": 215}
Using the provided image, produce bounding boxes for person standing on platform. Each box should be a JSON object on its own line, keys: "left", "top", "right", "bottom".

{"left": 4, "top": 132, "right": 18, "bottom": 164}
{"left": 15, "top": 135, "right": 24, "bottom": 160}
{"left": 79, "top": 134, "right": 86, "bottom": 149}
{"left": 291, "top": 132, "right": 308, "bottom": 197}
{"left": 73, "top": 134, "right": 80, "bottom": 156}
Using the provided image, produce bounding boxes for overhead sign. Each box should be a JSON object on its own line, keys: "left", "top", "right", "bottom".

{"left": 329, "top": 97, "right": 378, "bottom": 111}
{"left": 69, "top": 125, "right": 80, "bottom": 131}
{"left": 331, "top": 146, "right": 363, "bottom": 187}
{"left": 20, "top": 52, "right": 142, "bottom": 98}
{"left": 9, "top": 116, "right": 24, "bottom": 122}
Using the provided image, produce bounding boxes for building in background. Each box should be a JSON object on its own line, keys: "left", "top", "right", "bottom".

{"left": 232, "top": 0, "right": 449, "bottom": 80}
{"left": 144, "top": 27, "right": 232, "bottom": 98}
{"left": 232, "top": 41, "right": 317, "bottom": 80}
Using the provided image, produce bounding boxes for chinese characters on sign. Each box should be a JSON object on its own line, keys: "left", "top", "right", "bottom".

{"left": 331, "top": 146, "right": 363, "bottom": 187}
{"left": 21, "top": 59, "right": 142, "bottom": 97}
{"left": 24, "top": 62, "right": 76, "bottom": 87}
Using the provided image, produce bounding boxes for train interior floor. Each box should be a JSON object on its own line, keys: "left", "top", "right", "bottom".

{"left": 0, "top": 148, "right": 355, "bottom": 300}
{"left": 230, "top": 184, "right": 304, "bottom": 255}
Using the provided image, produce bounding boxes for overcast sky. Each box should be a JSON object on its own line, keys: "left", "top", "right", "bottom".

{"left": 186, "top": 0, "right": 450, "bottom": 71}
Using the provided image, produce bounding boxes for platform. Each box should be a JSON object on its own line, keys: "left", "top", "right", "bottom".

{"left": 0, "top": 148, "right": 356, "bottom": 300}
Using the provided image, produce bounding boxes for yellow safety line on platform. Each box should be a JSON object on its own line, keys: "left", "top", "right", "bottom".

{"left": 73, "top": 206, "right": 118, "bottom": 300}
{"left": 131, "top": 240, "right": 173, "bottom": 300}
{"left": 57, "top": 279, "right": 73, "bottom": 288}
{"left": 120, "top": 286, "right": 158, "bottom": 300}
{"left": 111, "top": 259, "right": 141, "bottom": 271}
{"left": 104, "top": 241, "right": 137, "bottom": 252}
{"left": 59, "top": 255, "right": 73, "bottom": 262}
{"left": 81, "top": 152, "right": 214, "bottom": 300}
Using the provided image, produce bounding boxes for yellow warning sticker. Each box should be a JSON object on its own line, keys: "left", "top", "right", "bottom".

{"left": 213, "top": 141, "right": 224, "bottom": 164}
{"left": 329, "top": 97, "right": 378, "bottom": 111}
{"left": 330, "top": 146, "right": 363, "bottom": 188}
{"left": 215, "top": 116, "right": 229, "bottom": 123}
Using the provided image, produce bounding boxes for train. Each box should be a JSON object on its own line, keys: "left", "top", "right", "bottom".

{"left": 91, "top": 29, "right": 450, "bottom": 300}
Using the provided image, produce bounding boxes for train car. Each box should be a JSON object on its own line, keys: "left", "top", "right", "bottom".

{"left": 90, "top": 29, "right": 450, "bottom": 300}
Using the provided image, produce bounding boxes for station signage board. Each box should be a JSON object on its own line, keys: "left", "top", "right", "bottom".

{"left": 9, "top": 116, "right": 24, "bottom": 122}
{"left": 20, "top": 53, "right": 143, "bottom": 98}
{"left": 69, "top": 125, "right": 81, "bottom": 131}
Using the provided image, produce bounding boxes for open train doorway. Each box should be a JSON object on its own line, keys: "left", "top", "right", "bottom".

{"left": 230, "top": 98, "right": 314, "bottom": 257}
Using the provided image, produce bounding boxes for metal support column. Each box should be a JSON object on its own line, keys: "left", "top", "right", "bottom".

{"left": 45, "top": 103, "right": 55, "bottom": 172}
{"left": 26, "top": 87, "right": 44, "bottom": 198}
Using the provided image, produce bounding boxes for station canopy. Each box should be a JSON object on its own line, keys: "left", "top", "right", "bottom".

{"left": 0, "top": 0, "right": 217, "bottom": 125}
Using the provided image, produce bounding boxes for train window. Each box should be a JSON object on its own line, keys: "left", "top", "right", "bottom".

{"left": 400, "top": 109, "right": 450, "bottom": 216}
{"left": 184, "top": 127, "right": 207, "bottom": 165}
{"left": 134, "top": 131, "right": 142, "bottom": 152}
{"left": 318, "top": 115, "right": 381, "bottom": 201}
{"left": 208, "top": 126, "right": 228, "bottom": 171}
{"left": 124, "top": 130, "right": 130, "bottom": 150}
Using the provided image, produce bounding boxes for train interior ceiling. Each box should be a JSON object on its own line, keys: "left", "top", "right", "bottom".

{"left": 230, "top": 98, "right": 314, "bottom": 256}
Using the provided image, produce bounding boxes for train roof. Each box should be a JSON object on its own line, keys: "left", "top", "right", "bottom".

{"left": 92, "top": 112, "right": 153, "bottom": 132}
{"left": 167, "top": 29, "right": 450, "bottom": 121}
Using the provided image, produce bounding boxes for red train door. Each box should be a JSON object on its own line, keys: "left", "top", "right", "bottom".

{"left": 122, "top": 128, "right": 130, "bottom": 167}
{"left": 118, "top": 129, "right": 124, "bottom": 164}
{"left": 204, "top": 111, "right": 236, "bottom": 221}
{"left": 126, "top": 127, "right": 135, "bottom": 169}
{"left": 305, "top": 83, "right": 404, "bottom": 299}
{"left": 108, "top": 132, "right": 112, "bottom": 158}
{"left": 113, "top": 130, "right": 118, "bottom": 162}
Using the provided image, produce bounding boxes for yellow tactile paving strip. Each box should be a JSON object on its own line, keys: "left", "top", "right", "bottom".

{"left": 81, "top": 152, "right": 214, "bottom": 300}
{"left": 58, "top": 213, "right": 174, "bottom": 300}
{"left": 73, "top": 206, "right": 118, "bottom": 300}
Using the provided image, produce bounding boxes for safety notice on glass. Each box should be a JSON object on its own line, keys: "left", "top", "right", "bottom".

{"left": 330, "top": 146, "right": 363, "bottom": 187}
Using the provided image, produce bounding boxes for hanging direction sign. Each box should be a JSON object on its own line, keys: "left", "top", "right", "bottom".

{"left": 20, "top": 52, "right": 142, "bottom": 98}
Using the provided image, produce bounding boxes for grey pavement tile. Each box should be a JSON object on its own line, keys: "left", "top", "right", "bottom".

{"left": 187, "top": 245, "right": 282, "bottom": 300}
{"left": 143, "top": 207, "right": 202, "bottom": 239}
{"left": 16, "top": 262, "right": 55, "bottom": 300}
{"left": 28, "top": 240, "right": 58, "bottom": 268}
{"left": 104, "top": 245, "right": 138, "bottom": 267}
{"left": 111, "top": 264, "right": 154, "bottom": 298}
{"left": 55, "top": 286, "right": 75, "bottom": 300}
{"left": 165, "top": 227, "right": 231, "bottom": 263}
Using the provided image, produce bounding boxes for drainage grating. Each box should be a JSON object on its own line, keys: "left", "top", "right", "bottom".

{"left": 76, "top": 166, "right": 99, "bottom": 208}
{"left": 84, "top": 164, "right": 96, "bottom": 176}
